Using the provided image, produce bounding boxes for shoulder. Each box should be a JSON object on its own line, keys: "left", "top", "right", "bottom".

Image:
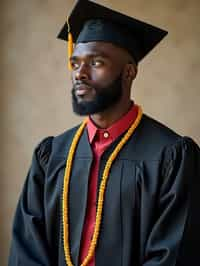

{"left": 35, "top": 124, "right": 81, "bottom": 168}
{"left": 130, "top": 114, "right": 198, "bottom": 161}
{"left": 53, "top": 124, "right": 81, "bottom": 144}
{"left": 51, "top": 124, "right": 81, "bottom": 156}
{"left": 140, "top": 114, "right": 181, "bottom": 144}
{"left": 35, "top": 136, "right": 54, "bottom": 169}
{"left": 141, "top": 114, "right": 199, "bottom": 152}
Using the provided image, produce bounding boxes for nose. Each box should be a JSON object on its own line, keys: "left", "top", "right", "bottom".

{"left": 75, "top": 64, "right": 89, "bottom": 81}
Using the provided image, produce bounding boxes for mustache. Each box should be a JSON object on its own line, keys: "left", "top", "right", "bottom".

{"left": 73, "top": 81, "right": 93, "bottom": 89}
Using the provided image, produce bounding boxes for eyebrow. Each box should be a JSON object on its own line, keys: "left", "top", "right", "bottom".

{"left": 70, "top": 52, "right": 110, "bottom": 61}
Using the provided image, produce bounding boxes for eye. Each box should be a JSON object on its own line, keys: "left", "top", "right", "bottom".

{"left": 70, "top": 61, "right": 79, "bottom": 70}
{"left": 91, "top": 59, "right": 104, "bottom": 67}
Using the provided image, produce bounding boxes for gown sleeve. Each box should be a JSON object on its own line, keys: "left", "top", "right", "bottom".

{"left": 8, "top": 136, "right": 54, "bottom": 266}
{"left": 143, "top": 137, "right": 200, "bottom": 266}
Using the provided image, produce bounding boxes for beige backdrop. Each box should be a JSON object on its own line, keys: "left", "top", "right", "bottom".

{"left": 1, "top": 0, "right": 200, "bottom": 265}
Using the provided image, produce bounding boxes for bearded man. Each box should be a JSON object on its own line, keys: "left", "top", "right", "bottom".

{"left": 9, "top": 1, "right": 200, "bottom": 266}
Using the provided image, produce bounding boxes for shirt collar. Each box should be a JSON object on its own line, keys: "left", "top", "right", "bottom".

{"left": 87, "top": 102, "right": 139, "bottom": 144}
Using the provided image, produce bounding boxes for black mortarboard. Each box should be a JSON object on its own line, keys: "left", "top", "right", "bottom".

{"left": 57, "top": 0, "right": 168, "bottom": 64}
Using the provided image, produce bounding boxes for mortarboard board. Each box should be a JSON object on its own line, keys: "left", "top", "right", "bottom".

{"left": 57, "top": 0, "right": 168, "bottom": 65}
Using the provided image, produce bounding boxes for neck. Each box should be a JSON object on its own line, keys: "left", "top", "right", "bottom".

{"left": 90, "top": 99, "right": 133, "bottom": 129}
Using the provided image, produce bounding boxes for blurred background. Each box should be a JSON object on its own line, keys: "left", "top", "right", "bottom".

{"left": 1, "top": 0, "right": 200, "bottom": 265}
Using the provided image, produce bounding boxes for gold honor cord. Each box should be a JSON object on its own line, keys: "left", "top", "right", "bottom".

{"left": 62, "top": 106, "right": 143, "bottom": 266}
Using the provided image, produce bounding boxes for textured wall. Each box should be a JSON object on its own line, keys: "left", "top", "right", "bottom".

{"left": 1, "top": 0, "right": 200, "bottom": 265}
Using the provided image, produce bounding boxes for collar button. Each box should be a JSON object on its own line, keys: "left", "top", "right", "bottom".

{"left": 103, "top": 132, "right": 109, "bottom": 139}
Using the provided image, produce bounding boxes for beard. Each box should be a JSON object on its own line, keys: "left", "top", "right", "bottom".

{"left": 71, "top": 73, "right": 123, "bottom": 116}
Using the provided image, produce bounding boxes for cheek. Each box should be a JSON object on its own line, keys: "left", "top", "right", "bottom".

{"left": 91, "top": 69, "right": 116, "bottom": 87}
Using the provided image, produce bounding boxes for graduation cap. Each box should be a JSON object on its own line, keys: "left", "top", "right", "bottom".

{"left": 57, "top": 0, "right": 168, "bottom": 68}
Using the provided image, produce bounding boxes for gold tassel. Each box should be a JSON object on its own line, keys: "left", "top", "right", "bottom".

{"left": 67, "top": 18, "right": 74, "bottom": 70}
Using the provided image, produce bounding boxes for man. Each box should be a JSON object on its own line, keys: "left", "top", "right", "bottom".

{"left": 9, "top": 0, "right": 200, "bottom": 266}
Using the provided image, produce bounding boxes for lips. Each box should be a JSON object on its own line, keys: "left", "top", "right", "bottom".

{"left": 75, "top": 84, "right": 92, "bottom": 96}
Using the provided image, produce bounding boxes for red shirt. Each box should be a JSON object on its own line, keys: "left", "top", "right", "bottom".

{"left": 79, "top": 103, "right": 139, "bottom": 266}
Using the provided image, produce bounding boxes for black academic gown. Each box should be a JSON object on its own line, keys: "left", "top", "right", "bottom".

{"left": 8, "top": 114, "right": 200, "bottom": 266}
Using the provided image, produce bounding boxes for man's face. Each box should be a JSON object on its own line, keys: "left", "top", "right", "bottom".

{"left": 70, "top": 42, "right": 128, "bottom": 116}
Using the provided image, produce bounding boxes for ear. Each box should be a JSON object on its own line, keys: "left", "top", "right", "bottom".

{"left": 128, "top": 63, "right": 137, "bottom": 80}
{"left": 123, "top": 63, "right": 138, "bottom": 84}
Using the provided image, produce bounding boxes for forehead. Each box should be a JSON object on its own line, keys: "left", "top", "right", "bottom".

{"left": 72, "top": 41, "right": 125, "bottom": 59}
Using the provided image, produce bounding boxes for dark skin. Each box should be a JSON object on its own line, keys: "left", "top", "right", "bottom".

{"left": 70, "top": 41, "right": 137, "bottom": 128}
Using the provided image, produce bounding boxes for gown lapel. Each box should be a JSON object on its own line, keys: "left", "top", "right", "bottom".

{"left": 68, "top": 128, "right": 93, "bottom": 266}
